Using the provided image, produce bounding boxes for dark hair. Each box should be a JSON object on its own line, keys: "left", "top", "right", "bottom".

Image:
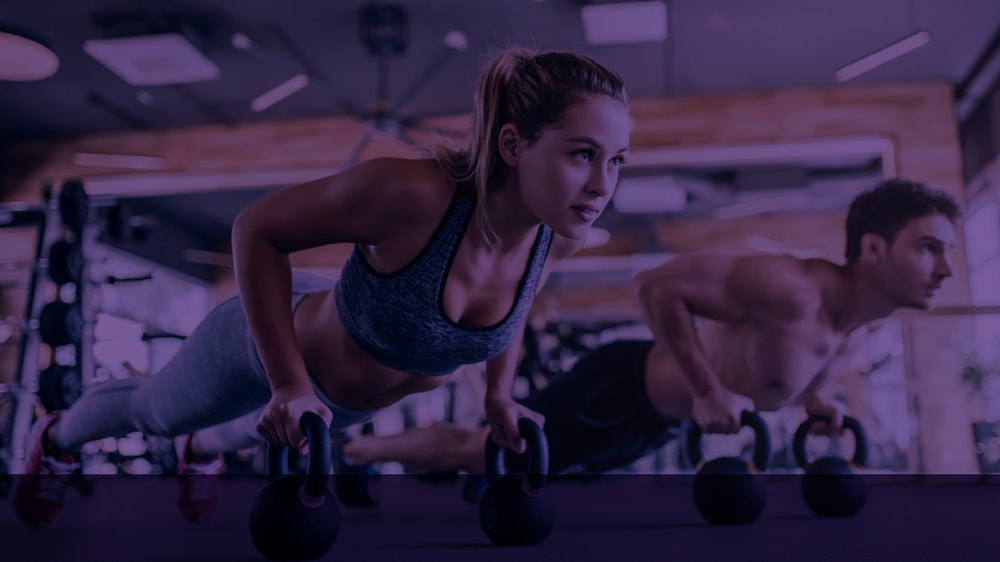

{"left": 844, "top": 178, "right": 962, "bottom": 261}
{"left": 426, "top": 46, "right": 629, "bottom": 246}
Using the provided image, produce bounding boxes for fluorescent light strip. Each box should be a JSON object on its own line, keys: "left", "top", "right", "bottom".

{"left": 252, "top": 73, "right": 310, "bottom": 112}
{"left": 626, "top": 136, "right": 896, "bottom": 178}
{"left": 957, "top": 47, "right": 1000, "bottom": 121}
{"left": 73, "top": 152, "right": 166, "bottom": 170}
{"left": 81, "top": 167, "right": 340, "bottom": 198}
{"left": 580, "top": 1, "right": 668, "bottom": 46}
{"left": 835, "top": 30, "right": 931, "bottom": 82}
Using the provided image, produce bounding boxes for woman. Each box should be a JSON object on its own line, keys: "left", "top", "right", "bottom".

{"left": 14, "top": 45, "right": 632, "bottom": 526}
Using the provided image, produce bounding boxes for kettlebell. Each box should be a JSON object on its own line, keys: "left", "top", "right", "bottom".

{"left": 793, "top": 414, "right": 869, "bottom": 517}
{"left": 479, "top": 418, "right": 555, "bottom": 546}
{"left": 249, "top": 412, "right": 340, "bottom": 561}
{"left": 686, "top": 410, "right": 772, "bottom": 525}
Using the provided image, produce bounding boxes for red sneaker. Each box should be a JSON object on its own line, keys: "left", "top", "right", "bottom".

{"left": 12, "top": 412, "right": 81, "bottom": 527}
{"left": 175, "top": 434, "right": 223, "bottom": 523}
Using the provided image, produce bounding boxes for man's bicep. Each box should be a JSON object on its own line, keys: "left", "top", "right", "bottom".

{"left": 634, "top": 253, "right": 753, "bottom": 322}
{"left": 679, "top": 253, "right": 809, "bottom": 323}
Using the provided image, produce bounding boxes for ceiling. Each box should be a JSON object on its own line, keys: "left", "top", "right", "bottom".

{"left": 2, "top": 0, "right": 998, "bottom": 143}
{"left": 2, "top": 0, "right": 999, "bottom": 279}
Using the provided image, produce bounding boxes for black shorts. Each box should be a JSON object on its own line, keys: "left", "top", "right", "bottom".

{"left": 511, "top": 339, "right": 684, "bottom": 474}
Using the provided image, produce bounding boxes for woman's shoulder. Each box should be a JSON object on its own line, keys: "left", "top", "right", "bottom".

{"left": 355, "top": 156, "right": 461, "bottom": 225}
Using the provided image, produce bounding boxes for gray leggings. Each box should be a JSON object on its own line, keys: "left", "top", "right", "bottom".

{"left": 53, "top": 272, "right": 376, "bottom": 455}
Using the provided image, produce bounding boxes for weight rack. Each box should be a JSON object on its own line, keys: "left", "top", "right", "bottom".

{"left": 1, "top": 180, "right": 95, "bottom": 477}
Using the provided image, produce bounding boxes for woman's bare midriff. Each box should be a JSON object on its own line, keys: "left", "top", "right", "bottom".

{"left": 291, "top": 290, "right": 454, "bottom": 412}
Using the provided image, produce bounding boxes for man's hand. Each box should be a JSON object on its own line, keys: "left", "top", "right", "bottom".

{"left": 803, "top": 395, "right": 852, "bottom": 436}
{"left": 691, "top": 387, "right": 756, "bottom": 434}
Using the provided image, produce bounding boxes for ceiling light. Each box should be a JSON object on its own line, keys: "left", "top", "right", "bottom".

{"left": 835, "top": 30, "right": 931, "bottom": 82}
{"left": 251, "top": 73, "right": 310, "bottom": 112}
{"left": 580, "top": 1, "right": 668, "bottom": 46}
{"left": 230, "top": 32, "right": 253, "bottom": 51}
{"left": 84, "top": 32, "right": 220, "bottom": 86}
{"left": 0, "top": 24, "right": 59, "bottom": 81}
{"left": 443, "top": 30, "right": 467, "bottom": 51}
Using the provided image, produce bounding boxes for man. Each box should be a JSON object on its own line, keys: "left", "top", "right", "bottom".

{"left": 341, "top": 177, "right": 960, "bottom": 476}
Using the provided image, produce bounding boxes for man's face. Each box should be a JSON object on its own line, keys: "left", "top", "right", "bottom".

{"left": 878, "top": 213, "right": 957, "bottom": 309}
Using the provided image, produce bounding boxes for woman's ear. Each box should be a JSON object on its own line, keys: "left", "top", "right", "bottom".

{"left": 497, "top": 124, "right": 520, "bottom": 167}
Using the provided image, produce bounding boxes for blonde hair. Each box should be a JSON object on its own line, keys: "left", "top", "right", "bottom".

{"left": 425, "top": 46, "right": 628, "bottom": 247}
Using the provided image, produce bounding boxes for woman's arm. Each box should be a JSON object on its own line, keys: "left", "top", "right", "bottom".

{"left": 231, "top": 157, "right": 440, "bottom": 447}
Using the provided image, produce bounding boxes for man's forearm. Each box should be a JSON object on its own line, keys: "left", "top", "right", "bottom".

{"left": 636, "top": 283, "right": 722, "bottom": 397}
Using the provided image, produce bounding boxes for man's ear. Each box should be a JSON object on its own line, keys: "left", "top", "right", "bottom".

{"left": 497, "top": 124, "right": 520, "bottom": 167}
{"left": 859, "top": 233, "right": 888, "bottom": 264}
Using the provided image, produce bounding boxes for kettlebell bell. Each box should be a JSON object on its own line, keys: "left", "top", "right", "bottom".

{"left": 793, "top": 414, "right": 869, "bottom": 517}
{"left": 249, "top": 412, "right": 340, "bottom": 561}
{"left": 479, "top": 418, "right": 555, "bottom": 546}
{"left": 686, "top": 410, "right": 772, "bottom": 525}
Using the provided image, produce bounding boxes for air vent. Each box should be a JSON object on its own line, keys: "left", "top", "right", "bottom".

{"left": 83, "top": 32, "right": 220, "bottom": 86}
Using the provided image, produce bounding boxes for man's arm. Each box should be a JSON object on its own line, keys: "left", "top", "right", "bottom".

{"left": 631, "top": 252, "right": 820, "bottom": 399}
{"left": 799, "top": 325, "right": 871, "bottom": 432}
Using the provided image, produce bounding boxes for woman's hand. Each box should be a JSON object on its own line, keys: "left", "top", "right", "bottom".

{"left": 256, "top": 383, "right": 333, "bottom": 453}
{"left": 484, "top": 394, "right": 545, "bottom": 454}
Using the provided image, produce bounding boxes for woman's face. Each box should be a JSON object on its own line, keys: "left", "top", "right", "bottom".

{"left": 512, "top": 95, "right": 631, "bottom": 240}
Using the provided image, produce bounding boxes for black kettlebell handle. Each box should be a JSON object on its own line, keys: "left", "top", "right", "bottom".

{"left": 792, "top": 414, "right": 869, "bottom": 469}
{"left": 484, "top": 418, "right": 549, "bottom": 489}
{"left": 265, "top": 411, "right": 332, "bottom": 499}
{"left": 686, "top": 410, "right": 772, "bottom": 472}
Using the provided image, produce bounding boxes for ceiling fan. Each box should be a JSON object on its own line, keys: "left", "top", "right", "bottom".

{"left": 257, "top": 3, "right": 471, "bottom": 171}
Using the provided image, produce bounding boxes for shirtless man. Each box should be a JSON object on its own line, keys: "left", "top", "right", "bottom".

{"left": 339, "top": 178, "right": 961, "bottom": 475}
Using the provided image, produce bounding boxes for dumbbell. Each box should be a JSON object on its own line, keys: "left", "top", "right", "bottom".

{"left": 57, "top": 181, "right": 91, "bottom": 232}
{"left": 0, "top": 301, "right": 85, "bottom": 347}
{"left": 0, "top": 240, "right": 84, "bottom": 285}
{"left": 0, "top": 363, "right": 84, "bottom": 410}
{"left": 38, "top": 364, "right": 84, "bottom": 411}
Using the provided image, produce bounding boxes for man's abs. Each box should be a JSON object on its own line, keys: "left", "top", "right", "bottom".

{"left": 645, "top": 319, "right": 843, "bottom": 417}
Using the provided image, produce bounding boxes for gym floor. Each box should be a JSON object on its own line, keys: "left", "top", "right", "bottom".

{"left": 2, "top": 475, "right": 998, "bottom": 561}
